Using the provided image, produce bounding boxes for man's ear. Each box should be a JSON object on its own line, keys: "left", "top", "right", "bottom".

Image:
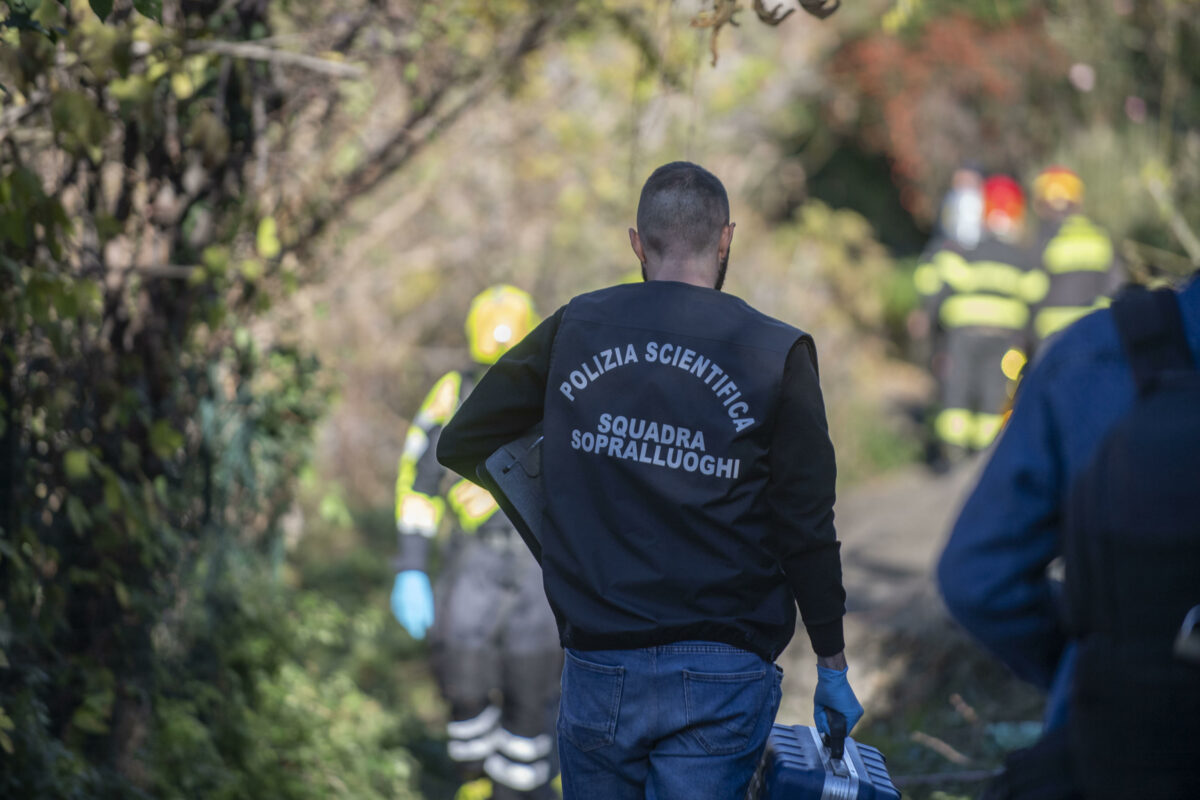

{"left": 718, "top": 222, "right": 735, "bottom": 261}
{"left": 629, "top": 228, "right": 647, "bottom": 265}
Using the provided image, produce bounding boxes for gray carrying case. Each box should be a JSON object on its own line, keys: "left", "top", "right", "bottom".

{"left": 481, "top": 426, "right": 544, "bottom": 562}
{"left": 747, "top": 717, "right": 901, "bottom": 800}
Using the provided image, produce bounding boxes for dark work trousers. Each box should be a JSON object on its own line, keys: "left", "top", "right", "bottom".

{"left": 936, "top": 328, "right": 1018, "bottom": 453}
{"left": 430, "top": 533, "right": 563, "bottom": 800}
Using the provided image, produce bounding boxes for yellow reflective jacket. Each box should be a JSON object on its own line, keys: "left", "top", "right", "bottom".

{"left": 1032, "top": 215, "right": 1123, "bottom": 342}
{"left": 915, "top": 237, "right": 1045, "bottom": 333}
{"left": 394, "top": 371, "right": 504, "bottom": 571}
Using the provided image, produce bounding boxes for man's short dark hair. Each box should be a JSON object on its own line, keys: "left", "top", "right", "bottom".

{"left": 636, "top": 162, "right": 730, "bottom": 261}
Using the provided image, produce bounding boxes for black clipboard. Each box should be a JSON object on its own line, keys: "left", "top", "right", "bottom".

{"left": 480, "top": 426, "right": 544, "bottom": 563}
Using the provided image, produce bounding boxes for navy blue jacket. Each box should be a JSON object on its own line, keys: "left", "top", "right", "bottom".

{"left": 938, "top": 275, "right": 1200, "bottom": 729}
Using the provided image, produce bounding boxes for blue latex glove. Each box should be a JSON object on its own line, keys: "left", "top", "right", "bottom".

{"left": 391, "top": 570, "right": 434, "bottom": 640}
{"left": 813, "top": 665, "right": 864, "bottom": 736}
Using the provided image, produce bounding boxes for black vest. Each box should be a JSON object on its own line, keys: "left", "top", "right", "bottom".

{"left": 542, "top": 281, "right": 808, "bottom": 659}
{"left": 1062, "top": 288, "right": 1200, "bottom": 798}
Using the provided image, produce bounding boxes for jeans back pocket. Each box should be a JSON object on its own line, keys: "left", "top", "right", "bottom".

{"left": 559, "top": 650, "right": 624, "bottom": 752}
{"left": 682, "top": 667, "right": 769, "bottom": 756}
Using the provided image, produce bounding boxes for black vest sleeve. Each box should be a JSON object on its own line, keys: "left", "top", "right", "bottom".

{"left": 437, "top": 307, "right": 565, "bottom": 482}
{"left": 767, "top": 339, "right": 846, "bottom": 657}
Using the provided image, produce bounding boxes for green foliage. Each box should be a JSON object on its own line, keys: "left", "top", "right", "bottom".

{"left": 132, "top": 0, "right": 161, "bottom": 23}
{"left": 8, "top": 0, "right": 44, "bottom": 17}
{"left": 88, "top": 0, "right": 113, "bottom": 22}
{"left": 256, "top": 217, "right": 282, "bottom": 260}
{"left": 0, "top": 0, "right": 428, "bottom": 796}
{"left": 143, "top": 556, "right": 420, "bottom": 800}
{"left": 3, "top": 0, "right": 625, "bottom": 793}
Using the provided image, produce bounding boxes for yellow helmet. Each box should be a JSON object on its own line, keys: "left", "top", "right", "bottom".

{"left": 465, "top": 285, "right": 539, "bottom": 365}
{"left": 1033, "top": 166, "right": 1084, "bottom": 214}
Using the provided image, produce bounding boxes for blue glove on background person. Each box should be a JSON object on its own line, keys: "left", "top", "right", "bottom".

{"left": 391, "top": 570, "right": 434, "bottom": 639}
{"left": 813, "top": 664, "right": 864, "bottom": 736}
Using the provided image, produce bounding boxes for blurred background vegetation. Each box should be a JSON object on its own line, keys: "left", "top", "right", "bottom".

{"left": 1, "top": 0, "right": 1197, "bottom": 797}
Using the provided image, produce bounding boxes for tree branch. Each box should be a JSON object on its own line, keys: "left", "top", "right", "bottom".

{"left": 1144, "top": 173, "right": 1200, "bottom": 266}
{"left": 0, "top": 91, "right": 49, "bottom": 141}
{"left": 185, "top": 40, "right": 366, "bottom": 79}
{"left": 132, "top": 264, "right": 201, "bottom": 280}
{"left": 285, "top": 8, "right": 571, "bottom": 255}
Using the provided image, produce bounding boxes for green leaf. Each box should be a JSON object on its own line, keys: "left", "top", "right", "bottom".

{"left": 0, "top": 214, "right": 26, "bottom": 249}
{"left": 65, "top": 496, "right": 91, "bottom": 534}
{"left": 0, "top": 537, "right": 24, "bottom": 570}
{"left": 102, "top": 474, "right": 122, "bottom": 511}
{"left": 108, "top": 74, "right": 153, "bottom": 104}
{"left": 77, "top": 281, "right": 102, "bottom": 316}
{"left": 318, "top": 491, "right": 353, "bottom": 527}
{"left": 113, "top": 582, "right": 131, "bottom": 609}
{"left": 68, "top": 567, "right": 101, "bottom": 585}
{"left": 170, "top": 71, "right": 195, "bottom": 100}
{"left": 94, "top": 213, "right": 122, "bottom": 243}
{"left": 70, "top": 670, "right": 115, "bottom": 735}
{"left": 64, "top": 449, "right": 91, "bottom": 481}
{"left": 50, "top": 90, "right": 111, "bottom": 158}
{"left": 49, "top": 278, "right": 78, "bottom": 318}
{"left": 121, "top": 439, "right": 140, "bottom": 469}
{"left": 202, "top": 245, "right": 230, "bottom": 275}
{"left": 239, "top": 258, "right": 263, "bottom": 281}
{"left": 0, "top": 255, "right": 21, "bottom": 279}
{"left": 71, "top": 705, "right": 109, "bottom": 734}
{"left": 149, "top": 419, "right": 183, "bottom": 459}
{"left": 188, "top": 111, "right": 230, "bottom": 166}
{"left": 9, "top": 0, "right": 43, "bottom": 16}
{"left": 256, "top": 216, "right": 281, "bottom": 259}
{"left": 132, "top": 0, "right": 162, "bottom": 22}
{"left": 88, "top": 0, "right": 113, "bottom": 21}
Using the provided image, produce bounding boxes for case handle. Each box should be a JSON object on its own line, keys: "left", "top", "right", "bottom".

{"left": 822, "top": 708, "right": 847, "bottom": 762}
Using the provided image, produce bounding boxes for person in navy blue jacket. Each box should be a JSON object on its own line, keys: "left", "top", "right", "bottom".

{"left": 937, "top": 274, "right": 1200, "bottom": 793}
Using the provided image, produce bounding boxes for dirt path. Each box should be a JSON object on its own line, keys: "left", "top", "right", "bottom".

{"left": 775, "top": 461, "right": 982, "bottom": 726}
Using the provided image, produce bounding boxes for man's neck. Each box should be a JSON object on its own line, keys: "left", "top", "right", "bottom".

{"left": 645, "top": 261, "right": 715, "bottom": 289}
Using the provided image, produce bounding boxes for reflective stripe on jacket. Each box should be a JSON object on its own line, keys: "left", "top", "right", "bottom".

{"left": 394, "top": 370, "right": 505, "bottom": 572}
{"left": 915, "top": 240, "right": 1045, "bottom": 331}
{"left": 1034, "top": 215, "right": 1122, "bottom": 341}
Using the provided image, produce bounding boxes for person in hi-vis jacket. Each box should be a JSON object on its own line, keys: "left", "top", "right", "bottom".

{"left": 915, "top": 175, "right": 1044, "bottom": 456}
{"left": 1029, "top": 166, "right": 1124, "bottom": 349}
{"left": 391, "top": 285, "right": 562, "bottom": 800}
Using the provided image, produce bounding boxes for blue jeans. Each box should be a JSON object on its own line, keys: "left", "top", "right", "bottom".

{"left": 557, "top": 642, "right": 782, "bottom": 800}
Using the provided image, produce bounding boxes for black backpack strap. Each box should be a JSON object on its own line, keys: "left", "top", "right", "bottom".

{"left": 1110, "top": 286, "right": 1195, "bottom": 394}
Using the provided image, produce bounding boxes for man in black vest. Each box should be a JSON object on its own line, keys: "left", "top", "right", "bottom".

{"left": 438, "top": 162, "right": 862, "bottom": 799}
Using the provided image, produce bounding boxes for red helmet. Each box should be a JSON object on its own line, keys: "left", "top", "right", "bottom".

{"left": 983, "top": 175, "right": 1025, "bottom": 233}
